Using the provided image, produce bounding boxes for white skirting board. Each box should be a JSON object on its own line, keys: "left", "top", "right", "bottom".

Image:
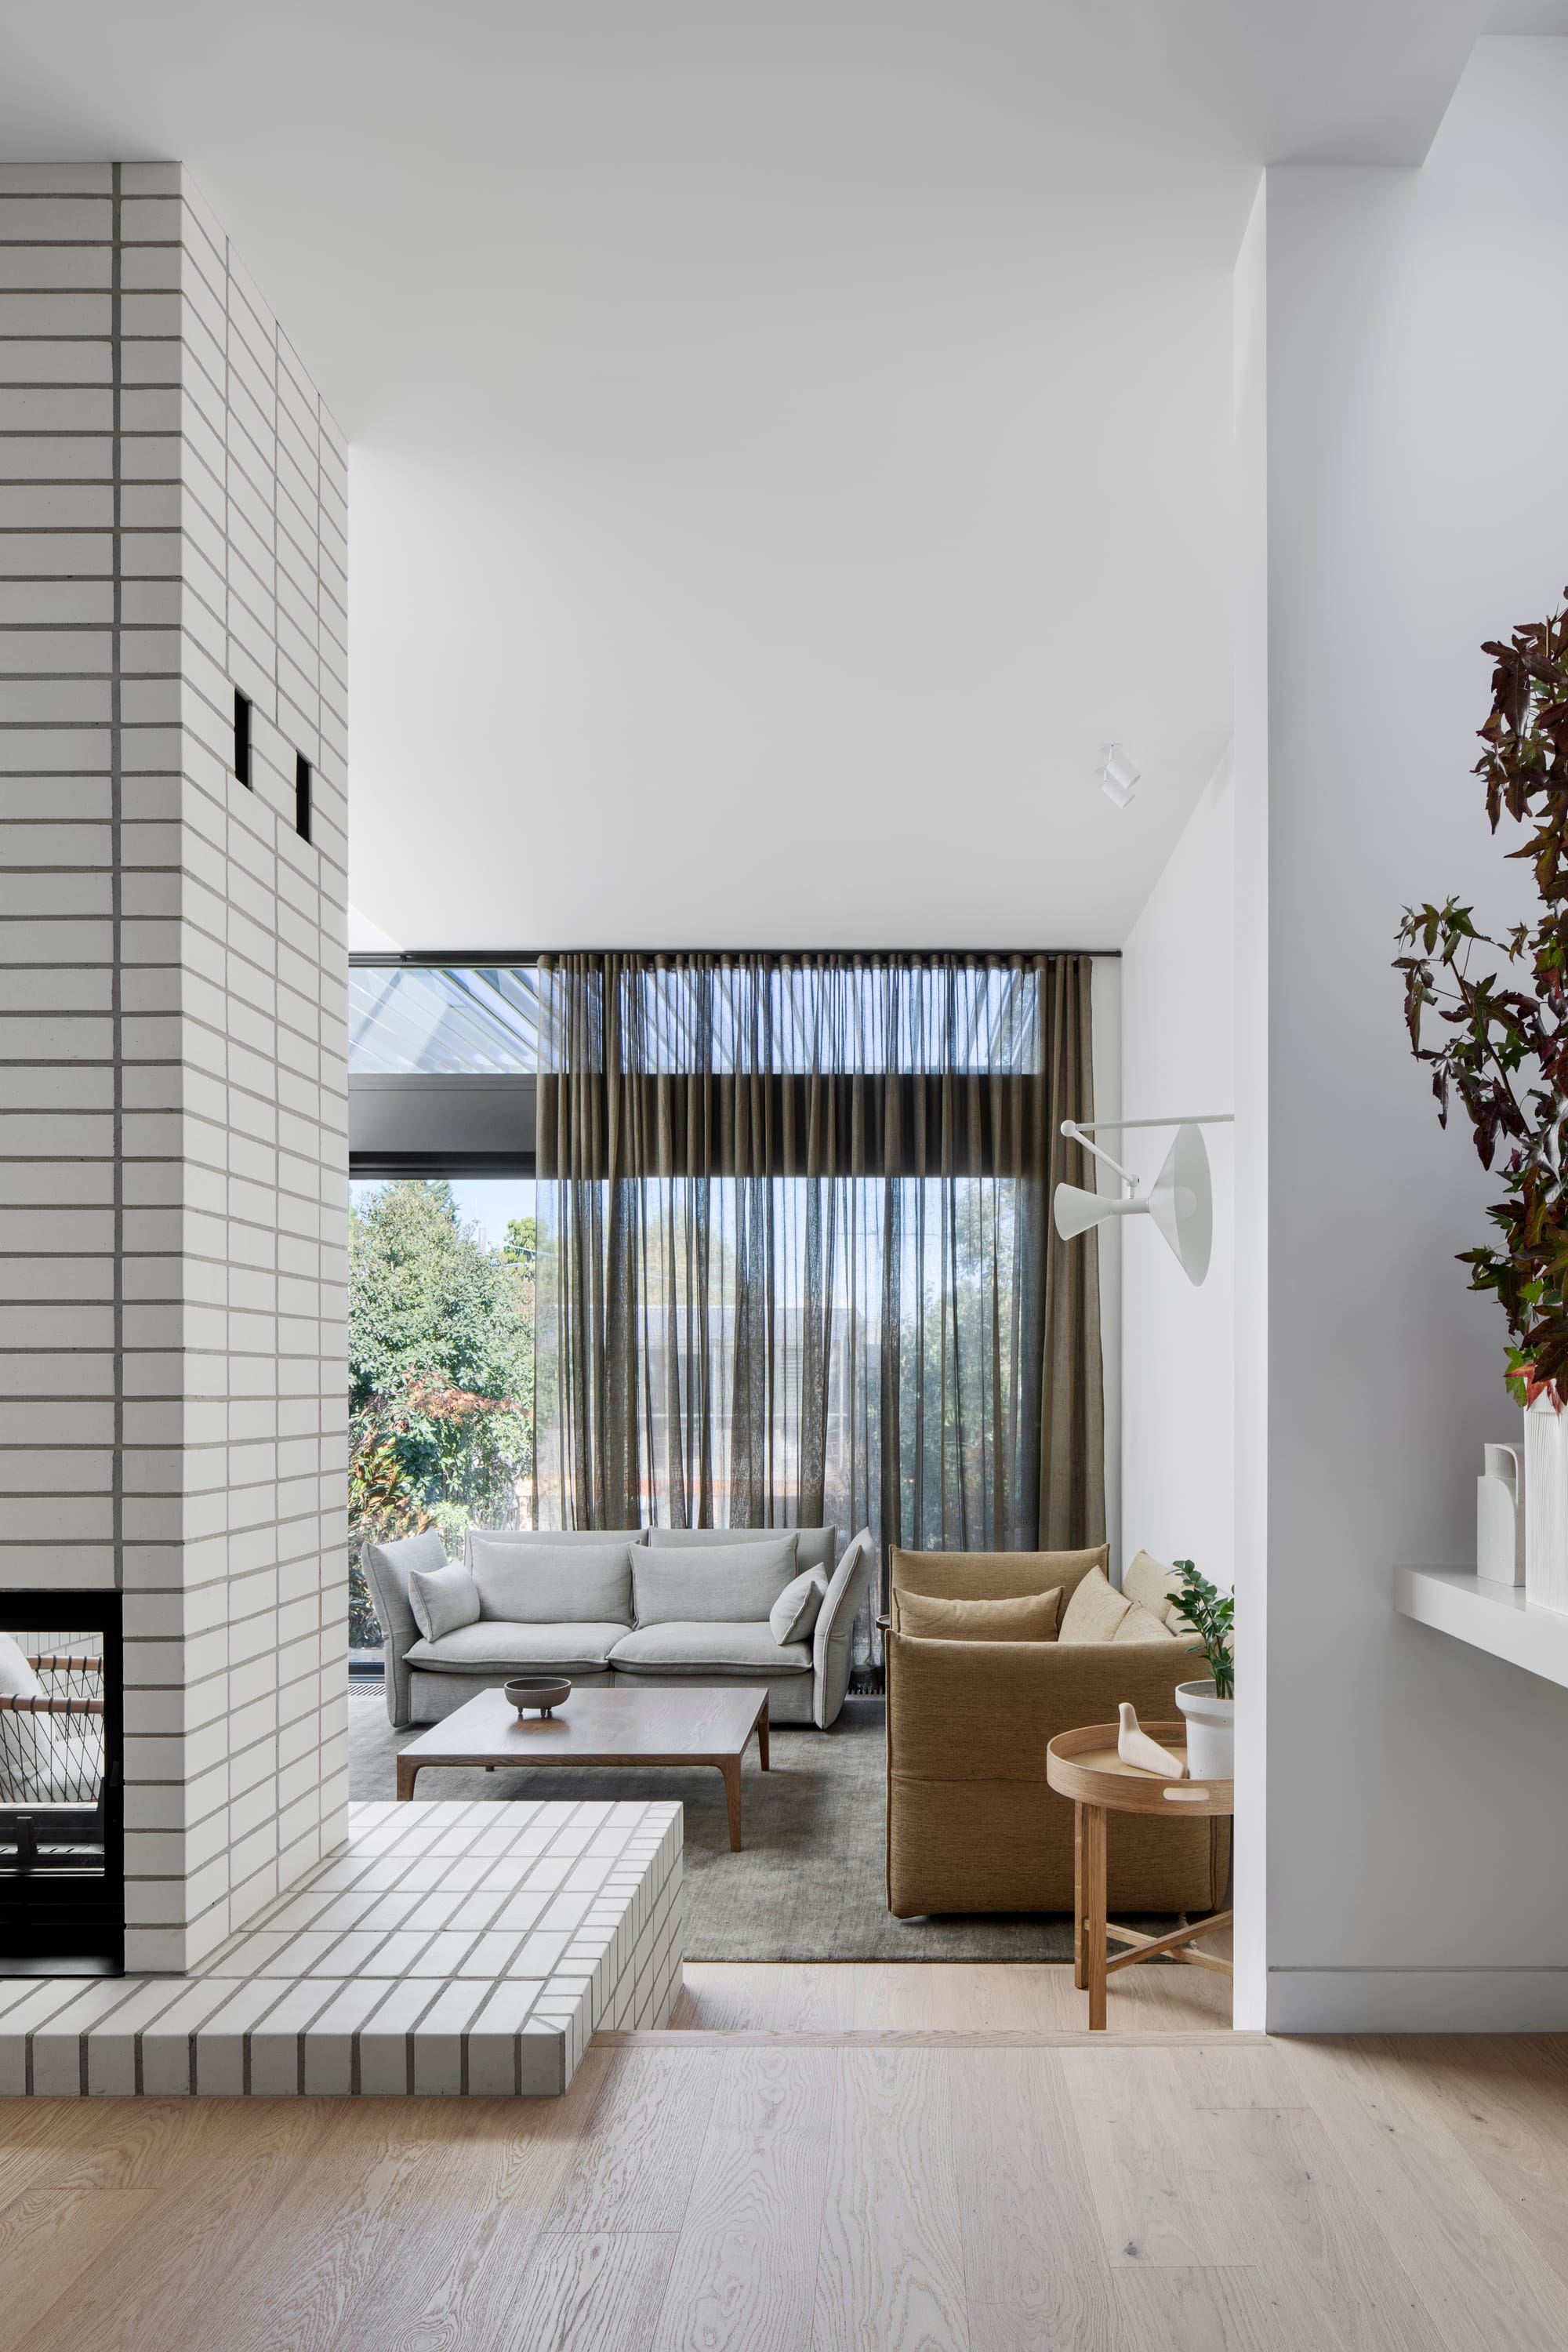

{"left": 0, "top": 1798, "right": 684, "bottom": 2099}
{"left": 1267, "top": 1965, "right": 1568, "bottom": 2034}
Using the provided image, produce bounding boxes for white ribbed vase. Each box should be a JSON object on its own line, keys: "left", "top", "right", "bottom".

{"left": 1523, "top": 1392, "right": 1568, "bottom": 1613}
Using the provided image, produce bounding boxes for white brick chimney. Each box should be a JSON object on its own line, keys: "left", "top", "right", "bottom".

{"left": 0, "top": 162, "right": 350, "bottom": 1969}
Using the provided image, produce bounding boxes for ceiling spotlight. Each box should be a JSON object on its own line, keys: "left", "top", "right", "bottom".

{"left": 1098, "top": 745, "right": 1139, "bottom": 809}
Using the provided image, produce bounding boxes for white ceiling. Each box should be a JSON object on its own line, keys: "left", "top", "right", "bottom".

{"left": 0, "top": 1, "right": 1496, "bottom": 950}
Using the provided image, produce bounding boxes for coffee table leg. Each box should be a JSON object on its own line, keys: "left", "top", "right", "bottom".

{"left": 397, "top": 1756, "right": 419, "bottom": 1802}
{"left": 721, "top": 1759, "right": 742, "bottom": 1850}
{"left": 757, "top": 1696, "right": 769, "bottom": 1772}
{"left": 1081, "top": 1802, "right": 1108, "bottom": 2031}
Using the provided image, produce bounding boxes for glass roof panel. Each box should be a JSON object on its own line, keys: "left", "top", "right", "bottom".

{"left": 348, "top": 966, "right": 539, "bottom": 1075}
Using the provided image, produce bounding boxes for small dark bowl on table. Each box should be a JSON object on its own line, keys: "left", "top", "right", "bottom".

{"left": 505, "top": 1676, "right": 572, "bottom": 1718}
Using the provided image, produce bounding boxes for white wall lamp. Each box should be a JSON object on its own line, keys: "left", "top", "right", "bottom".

{"left": 1054, "top": 1114, "right": 1235, "bottom": 1286}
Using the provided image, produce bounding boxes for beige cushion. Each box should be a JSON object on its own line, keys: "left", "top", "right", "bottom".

{"left": 1122, "top": 1550, "right": 1177, "bottom": 1618}
{"left": 1110, "top": 1598, "right": 1180, "bottom": 1642}
{"left": 898, "top": 1588, "right": 1062, "bottom": 1643}
{"left": 1057, "top": 1566, "right": 1133, "bottom": 1645}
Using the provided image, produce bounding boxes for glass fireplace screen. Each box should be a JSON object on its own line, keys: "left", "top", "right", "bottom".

{"left": 0, "top": 1602, "right": 122, "bottom": 1974}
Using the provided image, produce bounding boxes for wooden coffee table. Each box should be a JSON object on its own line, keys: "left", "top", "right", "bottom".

{"left": 1046, "top": 1722, "right": 1233, "bottom": 2030}
{"left": 394, "top": 1683, "right": 771, "bottom": 1849}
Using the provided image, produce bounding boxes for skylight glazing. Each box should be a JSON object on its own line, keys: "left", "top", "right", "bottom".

{"left": 347, "top": 966, "right": 540, "bottom": 1075}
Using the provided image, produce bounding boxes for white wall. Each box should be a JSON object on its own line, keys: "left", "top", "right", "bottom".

{"left": 1259, "top": 36, "right": 1568, "bottom": 2028}
{"left": 1120, "top": 757, "right": 1236, "bottom": 1588}
{"left": 1090, "top": 955, "right": 1123, "bottom": 1571}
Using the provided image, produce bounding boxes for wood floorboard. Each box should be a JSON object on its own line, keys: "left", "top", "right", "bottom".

{"left": 1110, "top": 2261, "right": 1319, "bottom": 2352}
{"left": 1190, "top": 2097, "right": 1433, "bottom": 2352}
{"left": 1388, "top": 2034, "right": 1568, "bottom": 2293}
{"left": 0, "top": 2181, "right": 152, "bottom": 2352}
{"left": 1276, "top": 2037, "right": 1568, "bottom": 2352}
{"left": 5, "top": 2020, "right": 1568, "bottom": 2352}
{"left": 547, "top": 2045, "right": 722, "bottom": 2234}
{"left": 650, "top": 2047, "right": 836, "bottom": 2352}
{"left": 676, "top": 1959, "right": 1232, "bottom": 2035}
{"left": 810, "top": 2048, "right": 970, "bottom": 2352}
{"left": 954, "top": 2048, "right": 1123, "bottom": 2352}
{"left": 1058, "top": 2045, "right": 1255, "bottom": 2268}
{"left": 504, "top": 2229, "right": 681, "bottom": 2352}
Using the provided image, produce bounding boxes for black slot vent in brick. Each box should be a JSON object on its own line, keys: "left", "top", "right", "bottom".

{"left": 234, "top": 688, "right": 252, "bottom": 788}
{"left": 296, "top": 753, "right": 313, "bottom": 844}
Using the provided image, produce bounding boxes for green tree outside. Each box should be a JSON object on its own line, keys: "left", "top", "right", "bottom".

{"left": 348, "top": 1183, "right": 535, "bottom": 1646}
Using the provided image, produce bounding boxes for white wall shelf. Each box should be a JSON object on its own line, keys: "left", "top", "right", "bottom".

{"left": 1393, "top": 1566, "right": 1568, "bottom": 1690}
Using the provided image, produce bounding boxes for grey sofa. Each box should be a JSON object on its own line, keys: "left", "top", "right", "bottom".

{"left": 362, "top": 1524, "right": 875, "bottom": 1731}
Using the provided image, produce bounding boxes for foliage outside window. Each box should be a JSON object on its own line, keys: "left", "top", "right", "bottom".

{"left": 348, "top": 1183, "right": 536, "bottom": 1647}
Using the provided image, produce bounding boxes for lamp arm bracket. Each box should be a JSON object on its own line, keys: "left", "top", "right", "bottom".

{"left": 1058, "top": 1119, "right": 1138, "bottom": 1194}
{"left": 1064, "top": 1114, "right": 1236, "bottom": 1132}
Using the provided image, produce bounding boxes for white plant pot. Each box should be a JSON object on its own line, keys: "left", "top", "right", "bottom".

{"left": 1523, "top": 1393, "right": 1568, "bottom": 1613}
{"left": 1175, "top": 1679, "right": 1235, "bottom": 1780}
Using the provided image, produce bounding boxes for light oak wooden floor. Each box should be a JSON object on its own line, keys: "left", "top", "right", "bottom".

{"left": 670, "top": 1955, "right": 1235, "bottom": 2034}
{"left": 5, "top": 1978, "right": 1568, "bottom": 2350}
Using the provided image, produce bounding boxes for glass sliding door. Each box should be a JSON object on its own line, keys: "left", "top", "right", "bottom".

{"left": 347, "top": 1177, "right": 536, "bottom": 1657}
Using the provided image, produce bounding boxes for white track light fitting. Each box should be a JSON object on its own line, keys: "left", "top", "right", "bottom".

{"left": 1053, "top": 1114, "right": 1234, "bottom": 1286}
{"left": 1098, "top": 744, "right": 1139, "bottom": 809}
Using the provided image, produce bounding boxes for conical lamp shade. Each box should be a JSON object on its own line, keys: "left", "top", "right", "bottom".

{"left": 1053, "top": 1182, "right": 1110, "bottom": 1240}
{"left": 1053, "top": 1184, "right": 1151, "bottom": 1241}
{"left": 1145, "top": 1122, "right": 1212, "bottom": 1285}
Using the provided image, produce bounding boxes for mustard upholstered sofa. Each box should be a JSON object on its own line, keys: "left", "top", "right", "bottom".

{"left": 884, "top": 1544, "right": 1229, "bottom": 1918}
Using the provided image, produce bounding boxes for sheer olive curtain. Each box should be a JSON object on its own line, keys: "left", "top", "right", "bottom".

{"left": 533, "top": 954, "right": 1104, "bottom": 1640}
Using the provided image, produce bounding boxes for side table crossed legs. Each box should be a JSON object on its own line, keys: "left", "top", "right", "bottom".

{"left": 1073, "top": 1799, "right": 1233, "bottom": 2031}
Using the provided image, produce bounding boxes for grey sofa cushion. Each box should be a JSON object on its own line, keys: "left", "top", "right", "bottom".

{"left": 463, "top": 1526, "right": 648, "bottom": 1563}
{"left": 408, "top": 1560, "right": 481, "bottom": 1642}
{"left": 647, "top": 1524, "right": 836, "bottom": 1576}
{"left": 406, "top": 1621, "right": 630, "bottom": 1674}
{"left": 469, "top": 1537, "right": 634, "bottom": 1626}
{"left": 633, "top": 1534, "right": 799, "bottom": 1626}
{"left": 609, "top": 1621, "right": 812, "bottom": 1675}
{"left": 770, "top": 1566, "right": 829, "bottom": 1644}
{"left": 363, "top": 1527, "right": 448, "bottom": 1615}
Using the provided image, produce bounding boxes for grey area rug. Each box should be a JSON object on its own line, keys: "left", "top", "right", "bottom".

{"left": 350, "top": 1687, "right": 1157, "bottom": 1962}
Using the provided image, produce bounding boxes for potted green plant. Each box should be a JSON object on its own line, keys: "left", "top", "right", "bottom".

{"left": 1394, "top": 593, "right": 1568, "bottom": 1610}
{"left": 1171, "top": 1559, "right": 1234, "bottom": 1777}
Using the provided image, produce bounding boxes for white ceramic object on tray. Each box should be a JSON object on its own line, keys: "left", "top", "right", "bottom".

{"left": 1477, "top": 1441, "right": 1525, "bottom": 1588}
{"left": 1524, "top": 1394, "right": 1568, "bottom": 1613}
{"left": 1116, "top": 1702, "right": 1186, "bottom": 1780}
{"left": 1174, "top": 1679, "right": 1234, "bottom": 1780}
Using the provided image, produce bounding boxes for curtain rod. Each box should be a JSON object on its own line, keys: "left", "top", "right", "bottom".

{"left": 350, "top": 947, "right": 1123, "bottom": 967}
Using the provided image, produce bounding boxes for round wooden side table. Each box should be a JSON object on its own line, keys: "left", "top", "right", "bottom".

{"left": 1046, "top": 1722, "right": 1234, "bottom": 2031}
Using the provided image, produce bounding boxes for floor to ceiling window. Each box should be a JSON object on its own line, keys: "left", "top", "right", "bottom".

{"left": 346, "top": 954, "right": 1103, "bottom": 1670}
{"left": 347, "top": 965, "right": 540, "bottom": 1658}
{"left": 347, "top": 1177, "right": 535, "bottom": 1653}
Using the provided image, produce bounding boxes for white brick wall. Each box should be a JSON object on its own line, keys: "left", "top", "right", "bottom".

{"left": 0, "top": 162, "right": 350, "bottom": 1970}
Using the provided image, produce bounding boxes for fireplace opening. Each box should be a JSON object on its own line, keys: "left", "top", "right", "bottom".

{"left": 0, "top": 1594, "right": 123, "bottom": 1975}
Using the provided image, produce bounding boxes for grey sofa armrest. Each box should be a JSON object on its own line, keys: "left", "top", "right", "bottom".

{"left": 812, "top": 1529, "right": 875, "bottom": 1728}
{"left": 361, "top": 1530, "right": 447, "bottom": 1729}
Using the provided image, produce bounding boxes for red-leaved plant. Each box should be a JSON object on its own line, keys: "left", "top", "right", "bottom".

{"left": 1395, "top": 595, "right": 1568, "bottom": 1409}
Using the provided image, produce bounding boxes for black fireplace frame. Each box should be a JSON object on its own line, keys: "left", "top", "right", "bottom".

{"left": 0, "top": 1591, "right": 124, "bottom": 1976}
